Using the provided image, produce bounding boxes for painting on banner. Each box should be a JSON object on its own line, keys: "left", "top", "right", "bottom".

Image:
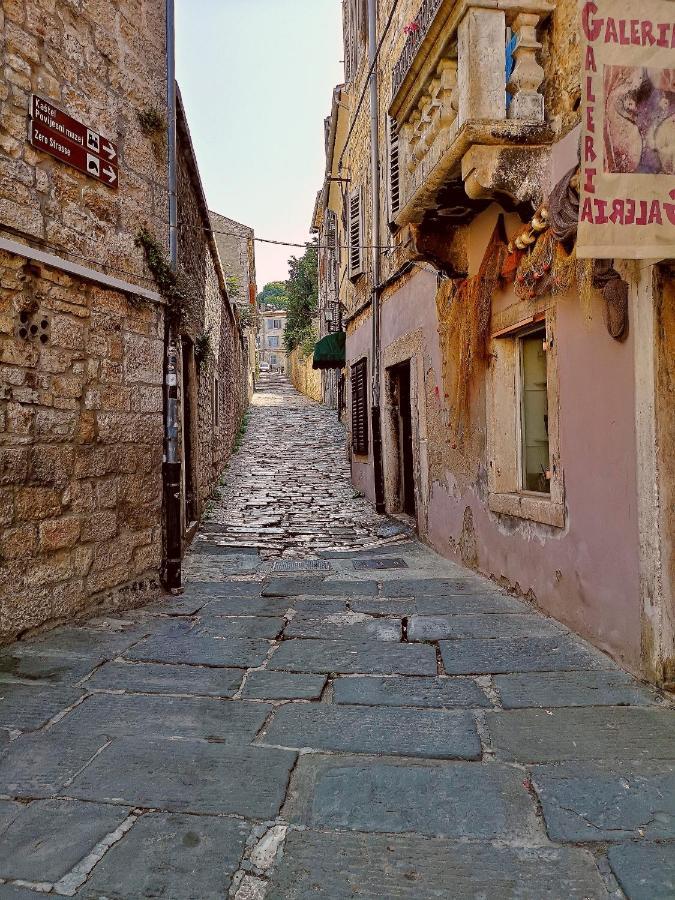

{"left": 578, "top": 0, "right": 675, "bottom": 259}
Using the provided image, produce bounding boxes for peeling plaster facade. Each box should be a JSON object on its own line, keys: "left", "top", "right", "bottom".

{"left": 330, "top": 0, "right": 674, "bottom": 685}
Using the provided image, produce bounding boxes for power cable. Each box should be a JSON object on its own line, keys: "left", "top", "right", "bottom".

{"left": 337, "top": 0, "right": 402, "bottom": 171}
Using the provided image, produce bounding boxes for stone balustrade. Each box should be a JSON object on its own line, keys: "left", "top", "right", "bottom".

{"left": 390, "top": 0, "right": 555, "bottom": 225}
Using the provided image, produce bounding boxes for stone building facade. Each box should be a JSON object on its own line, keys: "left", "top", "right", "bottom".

{"left": 326, "top": 0, "right": 674, "bottom": 686}
{"left": 257, "top": 309, "right": 287, "bottom": 372}
{"left": 0, "top": 1, "right": 248, "bottom": 641}
{"left": 209, "top": 211, "right": 258, "bottom": 397}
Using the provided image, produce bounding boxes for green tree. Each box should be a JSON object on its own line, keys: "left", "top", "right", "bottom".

{"left": 256, "top": 281, "right": 288, "bottom": 309}
{"left": 284, "top": 240, "right": 318, "bottom": 352}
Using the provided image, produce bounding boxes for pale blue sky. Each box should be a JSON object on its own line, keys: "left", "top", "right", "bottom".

{"left": 176, "top": 0, "right": 344, "bottom": 288}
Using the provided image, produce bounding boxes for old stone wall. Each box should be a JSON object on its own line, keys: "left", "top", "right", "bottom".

{"left": 0, "top": 249, "right": 165, "bottom": 641}
{"left": 176, "top": 106, "right": 248, "bottom": 518}
{"left": 0, "top": 0, "right": 169, "bottom": 281}
{"left": 288, "top": 347, "right": 323, "bottom": 403}
{"left": 0, "top": 0, "right": 169, "bottom": 640}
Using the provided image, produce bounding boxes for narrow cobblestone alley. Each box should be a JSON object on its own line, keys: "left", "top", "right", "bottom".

{"left": 189, "top": 374, "right": 407, "bottom": 561}
{"left": 0, "top": 377, "right": 673, "bottom": 899}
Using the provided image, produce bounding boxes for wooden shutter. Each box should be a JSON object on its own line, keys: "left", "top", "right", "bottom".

{"left": 351, "top": 357, "right": 369, "bottom": 455}
{"left": 388, "top": 117, "right": 400, "bottom": 222}
{"left": 348, "top": 187, "right": 364, "bottom": 279}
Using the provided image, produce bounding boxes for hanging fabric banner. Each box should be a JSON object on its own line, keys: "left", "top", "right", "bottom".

{"left": 577, "top": 0, "right": 675, "bottom": 259}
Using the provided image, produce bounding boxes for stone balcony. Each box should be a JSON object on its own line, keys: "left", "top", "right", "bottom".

{"left": 390, "top": 0, "right": 556, "bottom": 227}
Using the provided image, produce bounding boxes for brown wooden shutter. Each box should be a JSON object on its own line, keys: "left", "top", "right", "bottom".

{"left": 388, "top": 117, "right": 400, "bottom": 222}
{"left": 348, "top": 187, "right": 364, "bottom": 279}
{"left": 351, "top": 357, "right": 369, "bottom": 455}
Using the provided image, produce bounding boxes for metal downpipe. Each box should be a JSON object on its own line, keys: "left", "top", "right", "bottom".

{"left": 368, "top": 0, "right": 386, "bottom": 513}
{"left": 163, "top": 0, "right": 182, "bottom": 590}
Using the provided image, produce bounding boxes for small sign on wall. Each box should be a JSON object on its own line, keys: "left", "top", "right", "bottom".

{"left": 29, "top": 95, "right": 118, "bottom": 189}
{"left": 577, "top": 0, "right": 675, "bottom": 259}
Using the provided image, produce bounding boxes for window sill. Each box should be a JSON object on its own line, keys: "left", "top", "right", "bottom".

{"left": 488, "top": 491, "right": 565, "bottom": 528}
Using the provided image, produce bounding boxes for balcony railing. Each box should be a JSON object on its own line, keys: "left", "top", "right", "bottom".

{"left": 390, "top": 0, "right": 555, "bottom": 225}
{"left": 392, "top": 0, "right": 443, "bottom": 98}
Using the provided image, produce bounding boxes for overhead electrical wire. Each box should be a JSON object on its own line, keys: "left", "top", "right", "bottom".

{"left": 337, "top": 0, "right": 402, "bottom": 171}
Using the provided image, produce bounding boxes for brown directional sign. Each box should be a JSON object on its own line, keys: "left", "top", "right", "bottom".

{"left": 29, "top": 95, "right": 118, "bottom": 189}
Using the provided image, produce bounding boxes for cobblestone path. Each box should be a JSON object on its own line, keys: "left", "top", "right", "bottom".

{"left": 193, "top": 373, "right": 405, "bottom": 560}
{"left": 0, "top": 379, "right": 674, "bottom": 898}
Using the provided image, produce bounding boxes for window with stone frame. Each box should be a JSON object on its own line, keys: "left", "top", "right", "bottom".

{"left": 486, "top": 309, "right": 564, "bottom": 527}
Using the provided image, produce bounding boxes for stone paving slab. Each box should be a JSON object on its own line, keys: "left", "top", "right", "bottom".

{"left": 268, "top": 639, "right": 437, "bottom": 675}
{"left": 0, "top": 886, "right": 47, "bottom": 898}
{"left": 382, "top": 577, "right": 505, "bottom": 598}
{"left": 54, "top": 693, "right": 270, "bottom": 742}
{"left": 531, "top": 762, "right": 675, "bottom": 841}
{"left": 260, "top": 703, "right": 480, "bottom": 759}
{"left": 284, "top": 756, "right": 538, "bottom": 838}
{"left": 86, "top": 660, "right": 244, "bottom": 697}
{"left": 409, "top": 613, "right": 564, "bottom": 641}
{"left": 261, "top": 576, "right": 326, "bottom": 597}
{"left": 292, "top": 597, "right": 361, "bottom": 616}
{"left": 202, "top": 595, "right": 290, "bottom": 617}
{"left": 607, "top": 841, "right": 675, "bottom": 900}
{"left": 495, "top": 671, "right": 661, "bottom": 708}
{"left": 262, "top": 577, "right": 379, "bottom": 598}
{"left": 332, "top": 675, "right": 490, "bottom": 708}
{"left": 488, "top": 708, "right": 675, "bottom": 762}
{"left": 0, "top": 649, "right": 103, "bottom": 685}
{"left": 17, "top": 625, "right": 149, "bottom": 660}
{"left": 124, "top": 633, "right": 271, "bottom": 668}
{"left": 266, "top": 830, "right": 609, "bottom": 899}
{"left": 415, "top": 593, "right": 533, "bottom": 615}
{"left": 0, "top": 730, "right": 110, "bottom": 797}
{"left": 81, "top": 812, "right": 249, "bottom": 900}
{"left": 0, "top": 799, "right": 130, "bottom": 883}
{"left": 240, "top": 671, "right": 327, "bottom": 700}
{"left": 349, "top": 597, "right": 418, "bottom": 616}
{"left": 196, "top": 616, "right": 285, "bottom": 640}
{"left": 69, "top": 737, "right": 296, "bottom": 819}
{"left": 284, "top": 611, "right": 401, "bottom": 642}
{"left": 0, "top": 802, "right": 21, "bottom": 838}
{"left": 181, "top": 580, "right": 266, "bottom": 599}
{"left": 440, "top": 636, "right": 617, "bottom": 674}
{"left": 0, "top": 682, "right": 85, "bottom": 731}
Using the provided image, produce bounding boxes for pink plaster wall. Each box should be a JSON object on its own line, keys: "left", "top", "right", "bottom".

{"left": 373, "top": 264, "right": 642, "bottom": 673}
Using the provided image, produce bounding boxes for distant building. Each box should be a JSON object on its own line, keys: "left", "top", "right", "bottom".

{"left": 209, "top": 211, "right": 258, "bottom": 396}
{"left": 258, "top": 309, "right": 287, "bottom": 373}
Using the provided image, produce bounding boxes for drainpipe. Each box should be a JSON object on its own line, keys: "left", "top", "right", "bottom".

{"left": 368, "top": 0, "right": 386, "bottom": 513}
{"left": 163, "top": 0, "right": 182, "bottom": 590}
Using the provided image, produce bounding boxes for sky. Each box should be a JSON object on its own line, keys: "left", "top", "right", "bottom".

{"left": 175, "top": 0, "right": 344, "bottom": 289}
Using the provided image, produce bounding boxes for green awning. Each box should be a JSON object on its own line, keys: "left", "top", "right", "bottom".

{"left": 312, "top": 331, "right": 346, "bottom": 369}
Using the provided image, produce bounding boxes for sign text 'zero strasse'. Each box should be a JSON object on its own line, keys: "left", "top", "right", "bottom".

{"left": 29, "top": 95, "right": 118, "bottom": 189}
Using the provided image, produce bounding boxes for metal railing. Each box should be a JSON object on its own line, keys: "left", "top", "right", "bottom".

{"left": 391, "top": 0, "right": 443, "bottom": 98}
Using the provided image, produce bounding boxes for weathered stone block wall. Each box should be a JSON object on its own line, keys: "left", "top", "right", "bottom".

{"left": 0, "top": 0, "right": 169, "bottom": 640}
{"left": 0, "top": 250, "right": 164, "bottom": 641}
{"left": 0, "top": 0, "right": 169, "bottom": 279}
{"left": 289, "top": 347, "right": 323, "bottom": 403}
{"left": 176, "top": 115, "right": 248, "bottom": 517}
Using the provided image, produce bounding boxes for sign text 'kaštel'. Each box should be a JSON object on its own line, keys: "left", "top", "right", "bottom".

{"left": 29, "top": 95, "right": 118, "bottom": 189}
